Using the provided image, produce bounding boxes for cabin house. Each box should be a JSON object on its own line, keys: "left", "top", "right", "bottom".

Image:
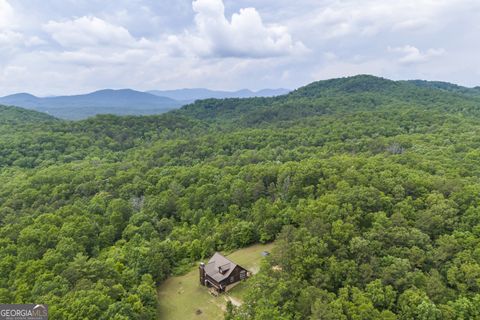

{"left": 199, "top": 252, "right": 249, "bottom": 292}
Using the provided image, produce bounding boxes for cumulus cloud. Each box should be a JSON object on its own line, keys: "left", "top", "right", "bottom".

{"left": 292, "top": 0, "right": 461, "bottom": 41}
{"left": 39, "top": 15, "right": 161, "bottom": 70}
{"left": 0, "top": 0, "right": 18, "bottom": 47}
{"left": 0, "top": 30, "right": 23, "bottom": 46}
{"left": 0, "top": 1, "right": 46, "bottom": 54}
{"left": 0, "top": 0, "right": 15, "bottom": 29}
{"left": 388, "top": 45, "right": 445, "bottom": 64}
{"left": 168, "top": 0, "right": 306, "bottom": 58}
{"left": 43, "top": 16, "right": 142, "bottom": 48}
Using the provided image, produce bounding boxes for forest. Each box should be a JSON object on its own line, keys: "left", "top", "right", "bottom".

{"left": 1, "top": 75, "right": 480, "bottom": 319}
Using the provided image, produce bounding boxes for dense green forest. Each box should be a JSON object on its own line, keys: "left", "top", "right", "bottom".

{"left": 1, "top": 75, "right": 480, "bottom": 319}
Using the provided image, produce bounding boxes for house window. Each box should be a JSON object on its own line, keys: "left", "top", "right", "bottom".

{"left": 240, "top": 270, "right": 246, "bottom": 279}
{"left": 230, "top": 276, "right": 234, "bottom": 283}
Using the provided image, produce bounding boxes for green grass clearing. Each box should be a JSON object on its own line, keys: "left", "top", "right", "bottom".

{"left": 157, "top": 242, "right": 275, "bottom": 320}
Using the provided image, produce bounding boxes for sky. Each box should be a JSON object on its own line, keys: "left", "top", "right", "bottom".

{"left": 0, "top": 0, "right": 479, "bottom": 96}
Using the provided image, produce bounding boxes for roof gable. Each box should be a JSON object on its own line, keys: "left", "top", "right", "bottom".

{"left": 204, "top": 252, "right": 241, "bottom": 282}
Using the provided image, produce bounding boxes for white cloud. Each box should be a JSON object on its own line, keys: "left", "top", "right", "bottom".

{"left": 43, "top": 16, "right": 141, "bottom": 48}
{"left": 32, "top": 16, "right": 159, "bottom": 81}
{"left": 0, "top": 2, "right": 44, "bottom": 54}
{"left": 388, "top": 45, "right": 445, "bottom": 64}
{"left": 0, "top": 0, "right": 15, "bottom": 29}
{"left": 0, "top": 30, "right": 23, "bottom": 46}
{"left": 24, "top": 36, "right": 47, "bottom": 47}
{"left": 0, "top": 0, "right": 20, "bottom": 48}
{"left": 168, "top": 0, "right": 306, "bottom": 58}
{"left": 290, "top": 0, "right": 461, "bottom": 41}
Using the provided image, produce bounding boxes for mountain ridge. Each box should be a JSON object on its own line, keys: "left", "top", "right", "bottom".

{"left": 0, "top": 87, "right": 291, "bottom": 120}
{"left": 2, "top": 75, "right": 479, "bottom": 121}
{"left": 147, "top": 88, "right": 290, "bottom": 101}
{"left": 177, "top": 75, "right": 480, "bottom": 123}
{"left": 0, "top": 89, "right": 182, "bottom": 120}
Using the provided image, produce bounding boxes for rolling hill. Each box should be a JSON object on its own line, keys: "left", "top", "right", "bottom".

{"left": 0, "top": 104, "right": 58, "bottom": 124}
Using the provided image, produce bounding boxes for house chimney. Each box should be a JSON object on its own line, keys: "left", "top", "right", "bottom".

{"left": 199, "top": 263, "right": 206, "bottom": 286}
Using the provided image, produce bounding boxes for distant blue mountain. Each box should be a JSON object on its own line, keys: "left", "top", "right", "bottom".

{"left": 0, "top": 89, "right": 182, "bottom": 120}
{"left": 0, "top": 87, "right": 291, "bottom": 120}
{"left": 147, "top": 88, "right": 290, "bottom": 101}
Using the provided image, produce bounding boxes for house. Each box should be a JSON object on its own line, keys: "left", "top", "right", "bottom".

{"left": 199, "top": 252, "right": 249, "bottom": 292}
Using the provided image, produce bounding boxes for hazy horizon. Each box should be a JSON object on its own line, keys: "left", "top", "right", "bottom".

{"left": 2, "top": 74, "right": 479, "bottom": 98}
{"left": 0, "top": 86, "right": 292, "bottom": 98}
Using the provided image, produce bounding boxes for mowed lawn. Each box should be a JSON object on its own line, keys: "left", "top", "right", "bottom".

{"left": 157, "top": 242, "right": 275, "bottom": 320}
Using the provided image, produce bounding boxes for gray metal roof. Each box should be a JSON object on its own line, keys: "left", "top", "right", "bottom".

{"left": 204, "top": 252, "right": 237, "bottom": 282}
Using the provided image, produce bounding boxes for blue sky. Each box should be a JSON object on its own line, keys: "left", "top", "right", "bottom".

{"left": 0, "top": 0, "right": 479, "bottom": 95}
